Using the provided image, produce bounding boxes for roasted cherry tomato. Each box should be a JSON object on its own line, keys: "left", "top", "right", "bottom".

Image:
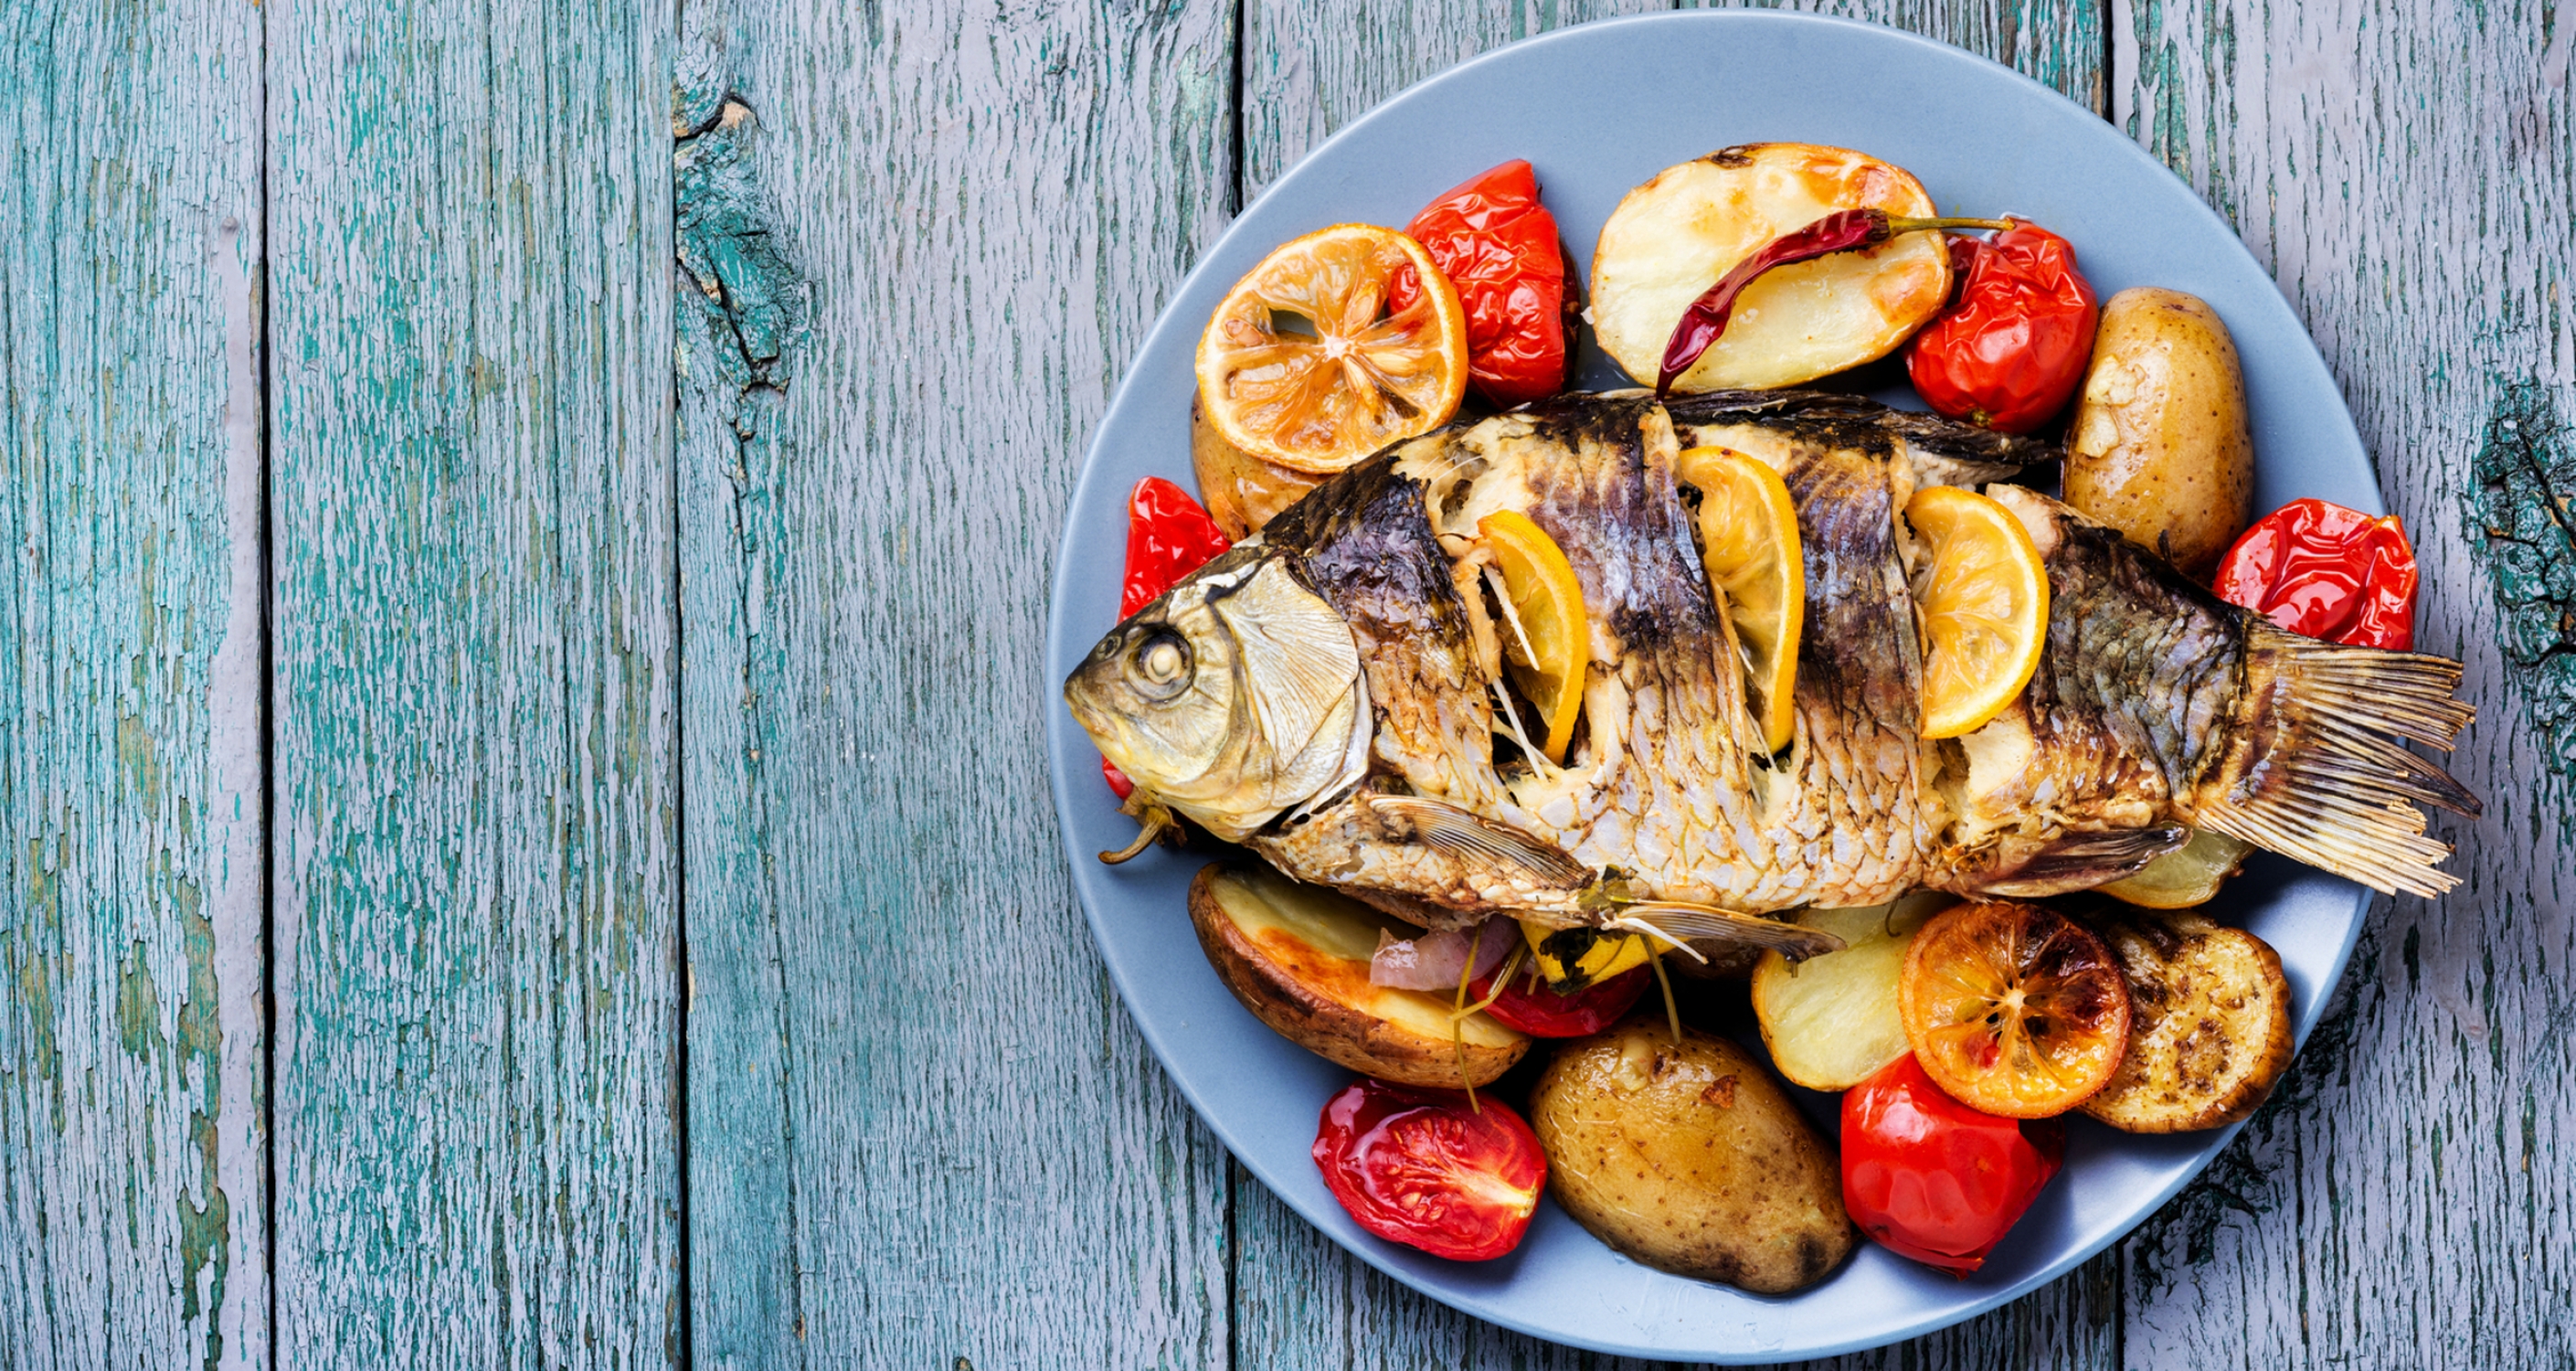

{"left": 1386, "top": 160, "right": 1574, "bottom": 407}
{"left": 1841, "top": 1053, "right": 2064, "bottom": 1274}
{"left": 1104, "top": 477, "right": 1232, "bottom": 797}
{"left": 1906, "top": 221, "right": 2099, "bottom": 434}
{"left": 2212, "top": 497, "right": 2418, "bottom": 650}
{"left": 1468, "top": 963, "right": 1651, "bottom": 1038}
{"left": 1312, "top": 1078, "right": 1547, "bottom": 1261}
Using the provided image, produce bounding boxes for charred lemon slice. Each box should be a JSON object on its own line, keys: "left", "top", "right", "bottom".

{"left": 1904, "top": 486, "right": 2050, "bottom": 739}
{"left": 1477, "top": 510, "right": 1589, "bottom": 763}
{"left": 1676, "top": 445, "right": 1805, "bottom": 752}
{"left": 1898, "top": 899, "right": 2131, "bottom": 1118}
{"left": 1196, "top": 224, "right": 1469, "bottom": 475}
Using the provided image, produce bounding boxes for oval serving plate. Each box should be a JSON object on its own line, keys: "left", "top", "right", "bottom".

{"left": 1044, "top": 11, "right": 2373, "bottom": 1360}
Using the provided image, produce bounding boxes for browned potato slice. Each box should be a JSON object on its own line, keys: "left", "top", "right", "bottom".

{"left": 2063, "top": 288, "right": 2254, "bottom": 577}
{"left": 1187, "top": 864, "right": 1528, "bottom": 1089}
{"left": 2098, "top": 829, "right": 2255, "bottom": 909}
{"left": 1529, "top": 1020, "right": 1854, "bottom": 1293}
{"left": 1192, "top": 394, "right": 1321, "bottom": 540}
{"left": 1591, "top": 143, "right": 1953, "bottom": 391}
{"left": 2082, "top": 911, "right": 2294, "bottom": 1132}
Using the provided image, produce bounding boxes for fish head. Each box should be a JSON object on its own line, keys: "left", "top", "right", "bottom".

{"left": 1065, "top": 545, "right": 1373, "bottom": 843}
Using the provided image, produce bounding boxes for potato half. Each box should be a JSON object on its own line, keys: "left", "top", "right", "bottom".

{"left": 2063, "top": 288, "right": 2254, "bottom": 577}
{"left": 1530, "top": 1021, "right": 1854, "bottom": 1293}
{"left": 2081, "top": 911, "right": 2294, "bottom": 1132}
{"left": 2098, "top": 828, "right": 2255, "bottom": 909}
{"left": 1187, "top": 864, "right": 1529, "bottom": 1089}
{"left": 1750, "top": 896, "right": 1946, "bottom": 1090}
{"left": 1191, "top": 394, "right": 1320, "bottom": 540}
{"left": 1591, "top": 143, "right": 1952, "bottom": 391}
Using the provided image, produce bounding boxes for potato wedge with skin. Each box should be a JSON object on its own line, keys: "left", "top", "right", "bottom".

{"left": 2063, "top": 288, "right": 2254, "bottom": 578}
{"left": 1192, "top": 389, "right": 1321, "bottom": 540}
{"left": 1530, "top": 1020, "right": 1854, "bottom": 1294}
{"left": 1188, "top": 864, "right": 1529, "bottom": 1089}
{"left": 1751, "top": 896, "right": 1947, "bottom": 1091}
{"left": 2082, "top": 911, "right": 2294, "bottom": 1132}
{"left": 1591, "top": 143, "right": 1952, "bottom": 391}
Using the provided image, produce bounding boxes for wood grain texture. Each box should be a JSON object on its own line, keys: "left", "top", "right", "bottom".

{"left": 674, "top": 1, "right": 1238, "bottom": 1366}
{"left": 2110, "top": 0, "right": 2576, "bottom": 1364}
{"left": 264, "top": 0, "right": 682, "bottom": 1363}
{"left": 0, "top": 3, "right": 268, "bottom": 1367}
{"left": 1230, "top": 5, "right": 2115, "bottom": 1367}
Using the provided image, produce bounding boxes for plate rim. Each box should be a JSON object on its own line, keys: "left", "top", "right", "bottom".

{"left": 1042, "top": 9, "right": 2374, "bottom": 1359}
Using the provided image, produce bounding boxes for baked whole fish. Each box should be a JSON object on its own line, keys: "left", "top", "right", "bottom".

{"left": 1065, "top": 390, "right": 2479, "bottom": 957}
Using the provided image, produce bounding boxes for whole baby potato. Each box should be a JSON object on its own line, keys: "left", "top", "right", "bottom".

{"left": 1529, "top": 1019, "right": 1854, "bottom": 1293}
{"left": 2063, "top": 288, "right": 2253, "bottom": 577}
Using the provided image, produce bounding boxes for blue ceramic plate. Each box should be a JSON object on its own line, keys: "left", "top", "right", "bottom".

{"left": 1044, "top": 12, "right": 2369, "bottom": 1360}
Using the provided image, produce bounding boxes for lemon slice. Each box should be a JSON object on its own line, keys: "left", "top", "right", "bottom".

{"left": 1196, "top": 224, "right": 1469, "bottom": 475}
{"left": 1476, "top": 510, "right": 1589, "bottom": 763}
{"left": 1904, "top": 485, "right": 2051, "bottom": 739}
{"left": 1676, "top": 445, "right": 1806, "bottom": 752}
{"left": 1519, "top": 918, "right": 1655, "bottom": 989}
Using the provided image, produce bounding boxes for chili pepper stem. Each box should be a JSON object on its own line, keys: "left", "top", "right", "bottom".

{"left": 1884, "top": 216, "right": 2015, "bottom": 234}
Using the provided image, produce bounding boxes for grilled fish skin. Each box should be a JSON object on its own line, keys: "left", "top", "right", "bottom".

{"left": 1065, "top": 389, "right": 2479, "bottom": 941}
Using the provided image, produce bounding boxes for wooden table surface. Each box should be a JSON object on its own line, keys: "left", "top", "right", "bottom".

{"left": 5, "top": 0, "right": 2569, "bottom": 1366}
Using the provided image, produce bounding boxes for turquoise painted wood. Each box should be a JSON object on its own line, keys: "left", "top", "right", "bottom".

{"left": 674, "top": 2, "right": 1239, "bottom": 1366}
{"left": 11, "top": 1, "right": 2574, "bottom": 1366}
{"left": 264, "top": 0, "right": 682, "bottom": 1362}
{"left": 0, "top": 2, "right": 268, "bottom": 1367}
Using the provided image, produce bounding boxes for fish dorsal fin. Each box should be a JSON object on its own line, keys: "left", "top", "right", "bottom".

{"left": 1214, "top": 561, "right": 1366, "bottom": 776}
{"left": 1353, "top": 793, "right": 1592, "bottom": 891}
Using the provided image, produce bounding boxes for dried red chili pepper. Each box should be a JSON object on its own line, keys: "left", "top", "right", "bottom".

{"left": 1658, "top": 208, "right": 2010, "bottom": 396}
{"left": 1905, "top": 222, "right": 2099, "bottom": 433}
{"left": 2212, "top": 498, "right": 2418, "bottom": 650}
{"left": 1103, "top": 477, "right": 1234, "bottom": 798}
{"left": 1388, "top": 159, "right": 1574, "bottom": 407}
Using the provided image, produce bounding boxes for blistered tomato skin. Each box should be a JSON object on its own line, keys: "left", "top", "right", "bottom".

{"left": 1468, "top": 964, "right": 1651, "bottom": 1038}
{"left": 1906, "top": 223, "right": 2099, "bottom": 434}
{"left": 1841, "top": 1054, "right": 2064, "bottom": 1274}
{"left": 1312, "top": 1079, "right": 1547, "bottom": 1261}
{"left": 1387, "top": 160, "right": 1573, "bottom": 407}
{"left": 2212, "top": 497, "right": 2418, "bottom": 650}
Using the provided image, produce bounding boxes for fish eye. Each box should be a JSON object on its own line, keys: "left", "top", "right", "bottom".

{"left": 1127, "top": 630, "right": 1193, "bottom": 699}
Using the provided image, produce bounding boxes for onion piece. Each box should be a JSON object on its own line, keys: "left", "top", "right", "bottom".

{"left": 1370, "top": 919, "right": 1517, "bottom": 991}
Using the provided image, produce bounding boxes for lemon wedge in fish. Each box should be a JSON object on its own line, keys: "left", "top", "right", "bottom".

{"left": 1678, "top": 445, "right": 1807, "bottom": 752}
{"left": 1905, "top": 485, "right": 2050, "bottom": 739}
{"left": 1477, "top": 510, "right": 1589, "bottom": 763}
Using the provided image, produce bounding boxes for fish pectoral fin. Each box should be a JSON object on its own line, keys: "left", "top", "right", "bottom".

{"left": 1352, "top": 792, "right": 1592, "bottom": 891}
{"left": 1611, "top": 903, "right": 1847, "bottom": 962}
{"left": 1970, "top": 824, "right": 2189, "bottom": 898}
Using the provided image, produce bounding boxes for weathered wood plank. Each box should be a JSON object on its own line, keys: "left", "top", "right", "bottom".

{"left": 2110, "top": 0, "right": 2576, "bottom": 1364}
{"left": 0, "top": 4, "right": 268, "bottom": 1367}
{"left": 1229, "top": 5, "right": 2118, "bottom": 1366}
{"left": 676, "top": 1, "right": 1238, "bottom": 1366}
{"left": 265, "top": 0, "right": 682, "bottom": 1362}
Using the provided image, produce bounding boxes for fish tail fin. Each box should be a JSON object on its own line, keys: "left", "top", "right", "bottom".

{"left": 2190, "top": 621, "right": 2482, "bottom": 898}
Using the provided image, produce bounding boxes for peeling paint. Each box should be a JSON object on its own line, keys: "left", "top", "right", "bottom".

{"left": 2465, "top": 379, "right": 2576, "bottom": 781}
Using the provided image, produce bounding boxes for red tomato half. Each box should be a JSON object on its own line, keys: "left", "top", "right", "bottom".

{"left": 1386, "top": 160, "right": 1573, "bottom": 407}
{"left": 1312, "top": 1079, "right": 1547, "bottom": 1261}
{"left": 2211, "top": 497, "right": 2418, "bottom": 650}
{"left": 1905, "top": 222, "right": 2098, "bottom": 434}
{"left": 1468, "top": 963, "right": 1651, "bottom": 1038}
{"left": 1841, "top": 1054, "right": 2064, "bottom": 1274}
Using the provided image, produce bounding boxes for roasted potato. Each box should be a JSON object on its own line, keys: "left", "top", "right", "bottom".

{"left": 2082, "top": 910, "right": 2294, "bottom": 1132}
{"left": 1192, "top": 393, "right": 1321, "bottom": 540}
{"left": 1750, "top": 896, "right": 1946, "bottom": 1091}
{"left": 1529, "top": 1020, "right": 1854, "bottom": 1293}
{"left": 2063, "top": 288, "right": 2254, "bottom": 577}
{"left": 2098, "top": 828, "right": 2256, "bottom": 909}
{"left": 1591, "top": 143, "right": 1952, "bottom": 392}
{"left": 1188, "top": 864, "right": 1529, "bottom": 1088}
